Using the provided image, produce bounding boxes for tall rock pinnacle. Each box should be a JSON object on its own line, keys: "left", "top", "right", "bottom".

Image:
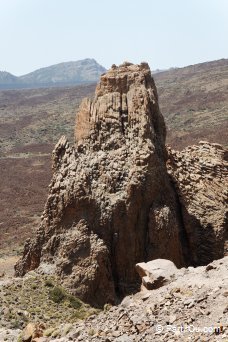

{"left": 15, "top": 62, "right": 227, "bottom": 307}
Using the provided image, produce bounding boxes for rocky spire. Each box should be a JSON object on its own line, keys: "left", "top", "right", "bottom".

{"left": 15, "top": 62, "right": 227, "bottom": 307}
{"left": 75, "top": 62, "right": 166, "bottom": 149}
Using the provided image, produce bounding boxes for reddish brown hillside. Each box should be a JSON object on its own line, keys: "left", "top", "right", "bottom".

{"left": 154, "top": 58, "right": 228, "bottom": 149}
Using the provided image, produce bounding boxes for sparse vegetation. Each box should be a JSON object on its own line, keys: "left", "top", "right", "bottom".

{"left": 44, "top": 278, "right": 54, "bottom": 287}
{"left": 0, "top": 273, "right": 97, "bottom": 331}
{"left": 49, "top": 286, "right": 66, "bottom": 303}
{"left": 48, "top": 285, "right": 82, "bottom": 309}
{"left": 103, "top": 303, "right": 112, "bottom": 311}
{"left": 67, "top": 294, "right": 82, "bottom": 309}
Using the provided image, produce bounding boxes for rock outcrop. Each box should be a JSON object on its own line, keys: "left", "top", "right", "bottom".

{"left": 167, "top": 142, "right": 228, "bottom": 265}
{"left": 15, "top": 62, "right": 228, "bottom": 307}
{"left": 15, "top": 62, "right": 186, "bottom": 306}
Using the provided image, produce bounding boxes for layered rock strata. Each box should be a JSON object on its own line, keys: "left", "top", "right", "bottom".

{"left": 167, "top": 142, "right": 228, "bottom": 265}
{"left": 15, "top": 62, "right": 228, "bottom": 307}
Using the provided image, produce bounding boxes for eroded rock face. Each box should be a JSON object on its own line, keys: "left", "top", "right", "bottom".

{"left": 15, "top": 63, "right": 228, "bottom": 307}
{"left": 167, "top": 141, "right": 228, "bottom": 265}
{"left": 15, "top": 63, "right": 186, "bottom": 306}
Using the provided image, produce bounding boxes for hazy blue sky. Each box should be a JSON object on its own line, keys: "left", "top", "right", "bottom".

{"left": 1, "top": 0, "right": 227, "bottom": 75}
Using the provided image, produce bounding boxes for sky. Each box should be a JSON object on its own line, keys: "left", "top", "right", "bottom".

{"left": 0, "top": 0, "right": 227, "bottom": 75}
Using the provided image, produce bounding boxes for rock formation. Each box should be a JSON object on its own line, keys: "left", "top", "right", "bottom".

{"left": 15, "top": 62, "right": 228, "bottom": 307}
{"left": 167, "top": 142, "right": 228, "bottom": 265}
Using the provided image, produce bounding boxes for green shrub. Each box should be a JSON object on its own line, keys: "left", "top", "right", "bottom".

{"left": 17, "top": 334, "right": 23, "bottom": 342}
{"left": 44, "top": 327, "right": 55, "bottom": 337}
{"left": 49, "top": 285, "right": 83, "bottom": 311}
{"left": 11, "top": 319, "right": 22, "bottom": 329}
{"left": 49, "top": 286, "right": 66, "bottom": 303}
{"left": 103, "top": 303, "right": 112, "bottom": 312}
{"left": 44, "top": 279, "right": 54, "bottom": 287}
{"left": 67, "top": 294, "right": 82, "bottom": 309}
{"left": 72, "top": 310, "right": 87, "bottom": 320}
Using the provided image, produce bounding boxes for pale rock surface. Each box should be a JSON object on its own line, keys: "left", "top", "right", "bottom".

{"left": 0, "top": 328, "right": 21, "bottom": 342}
{"left": 22, "top": 322, "right": 45, "bottom": 341}
{"left": 136, "top": 259, "right": 179, "bottom": 290}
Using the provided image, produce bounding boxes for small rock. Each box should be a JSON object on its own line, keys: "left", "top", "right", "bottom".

{"left": 206, "top": 264, "right": 216, "bottom": 272}
{"left": 141, "top": 293, "right": 150, "bottom": 301}
{"left": 169, "top": 315, "right": 177, "bottom": 323}
{"left": 184, "top": 299, "right": 194, "bottom": 306}
{"left": 188, "top": 301, "right": 195, "bottom": 308}
{"left": 22, "top": 323, "right": 45, "bottom": 341}
{"left": 223, "top": 305, "right": 228, "bottom": 314}
{"left": 196, "top": 295, "right": 208, "bottom": 302}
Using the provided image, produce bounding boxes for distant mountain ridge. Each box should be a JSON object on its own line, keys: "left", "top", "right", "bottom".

{"left": 0, "top": 58, "right": 106, "bottom": 89}
{"left": 0, "top": 71, "right": 18, "bottom": 84}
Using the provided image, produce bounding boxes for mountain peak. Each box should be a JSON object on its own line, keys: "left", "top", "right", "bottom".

{"left": 0, "top": 59, "right": 106, "bottom": 89}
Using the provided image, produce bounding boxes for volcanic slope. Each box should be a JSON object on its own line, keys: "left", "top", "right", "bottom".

{"left": 154, "top": 58, "right": 228, "bottom": 150}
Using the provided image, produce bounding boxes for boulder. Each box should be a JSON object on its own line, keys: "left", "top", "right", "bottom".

{"left": 22, "top": 323, "right": 45, "bottom": 342}
{"left": 136, "top": 259, "right": 178, "bottom": 290}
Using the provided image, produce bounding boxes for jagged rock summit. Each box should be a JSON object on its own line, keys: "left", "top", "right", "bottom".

{"left": 15, "top": 62, "right": 228, "bottom": 308}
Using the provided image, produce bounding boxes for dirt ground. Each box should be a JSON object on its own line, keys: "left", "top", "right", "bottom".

{"left": 0, "top": 255, "right": 19, "bottom": 277}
